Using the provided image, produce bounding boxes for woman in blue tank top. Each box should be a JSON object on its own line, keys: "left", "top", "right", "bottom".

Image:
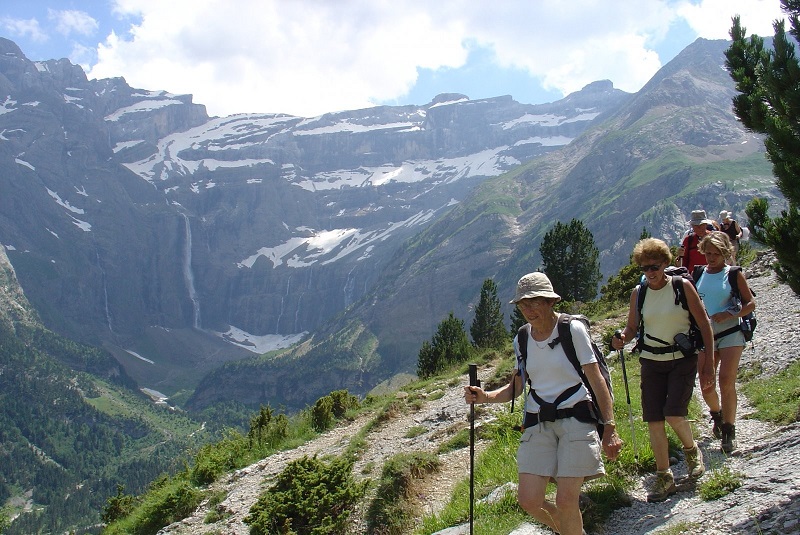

{"left": 695, "top": 232, "right": 756, "bottom": 454}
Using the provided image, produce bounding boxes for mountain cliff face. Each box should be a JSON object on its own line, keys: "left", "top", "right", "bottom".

{"left": 0, "top": 36, "right": 627, "bottom": 398}
{"left": 186, "top": 38, "right": 782, "bottom": 412}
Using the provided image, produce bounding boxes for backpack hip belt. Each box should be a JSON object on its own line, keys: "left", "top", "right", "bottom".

{"left": 522, "top": 400, "right": 597, "bottom": 429}
{"left": 637, "top": 342, "right": 684, "bottom": 355}
{"left": 714, "top": 325, "right": 742, "bottom": 340}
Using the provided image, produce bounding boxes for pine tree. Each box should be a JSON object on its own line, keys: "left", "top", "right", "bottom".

{"left": 416, "top": 340, "right": 437, "bottom": 379}
{"left": 470, "top": 279, "right": 508, "bottom": 349}
{"left": 539, "top": 219, "right": 602, "bottom": 302}
{"left": 726, "top": 5, "right": 800, "bottom": 293}
{"left": 510, "top": 306, "right": 527, "bottom": 334}
{"left": 416, "top": 312, "right": 473, "bottom": 378}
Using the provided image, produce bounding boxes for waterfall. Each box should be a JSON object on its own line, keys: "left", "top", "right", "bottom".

{"left": 295, "top": 269, "right": 310, "bottom": 332}
{"left": 92, "top": 238, "right": 113, "bottom": 333}
{"left": 181, "top": 213, "right": 201, "bottom": 329}
{"left": 276, "top": 276, "right": 291, "bottom": 333}
{"left": 344, "top": 266, "right": 356, "bottom": 307}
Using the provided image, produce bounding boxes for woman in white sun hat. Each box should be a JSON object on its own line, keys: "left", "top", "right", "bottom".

{"left": 464, "top": 272, "right": 621, "bottom": 535}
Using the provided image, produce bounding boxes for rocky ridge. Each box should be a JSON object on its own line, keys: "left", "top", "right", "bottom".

{"left": 159, "top": 253, "right": 800, "bottom": 535}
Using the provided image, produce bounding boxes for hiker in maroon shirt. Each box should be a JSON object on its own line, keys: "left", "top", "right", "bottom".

{"left": 676, "top": 209, "right": 713, "bottom": 272}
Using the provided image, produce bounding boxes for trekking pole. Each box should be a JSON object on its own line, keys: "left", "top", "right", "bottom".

{"left": 468, "top": 363, "right": 480, "bottom": 535}
{"left": 614, "top": 330, "right": 638, "bottom": 462}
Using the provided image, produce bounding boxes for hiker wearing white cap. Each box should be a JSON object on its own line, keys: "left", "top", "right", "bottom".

{"left": 718, "top": 210, "right": 743, "bottom": 263}
{"left": 464, "top": 272, "right": 621, "bottom": 535}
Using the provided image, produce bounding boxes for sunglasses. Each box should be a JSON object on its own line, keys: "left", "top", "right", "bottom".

{"left": 640, "top": 264, "right": 661, "bottom": 272}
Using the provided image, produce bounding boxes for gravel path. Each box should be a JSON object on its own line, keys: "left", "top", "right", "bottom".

{"left": 159, "top": 253, "right": 800, "bottom": 535}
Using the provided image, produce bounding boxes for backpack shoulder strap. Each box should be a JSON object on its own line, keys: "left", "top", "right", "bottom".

{"left": 728, "top": 266, "right": 741, "bottom": 299}
{"left": 512, "top": 323, "right": 530, "bottom": 414}
{"left": 516, "top": 324, "right": 529, "bottom": 368}
{"left": 671, "top": 274, "right": 685, "bottom": 308}
{"left": 636, "top": 281, "right": 648, "bottom": 315}
{"left": 692, "top": 265, "right": 705, "bottom": 284}
{"left": 635, "top": 282, "right": 647, "bottom": 339}
{"left": 553, "top": 313, "right": 583, "bottom": 377}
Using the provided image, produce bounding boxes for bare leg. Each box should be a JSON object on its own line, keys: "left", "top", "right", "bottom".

{"left": 698, "top": 349, "right": 722, "bottom": 413}
{"left": 554, "top": 476, "right": 585, "bottom": 535}
{"left": 717, "top": 346, "right": 743, "bottom": 424}
{"left": 666, "top": 415, "right": 697, "bottom": 449}
{"left": 518, "top": 473, "right": 559, "bottom": 532}
{"left": 517, "top": 474, "right": 586, "bottom": 535}
{"left": 648, "top": 421, "right": 671, "bottom": 471}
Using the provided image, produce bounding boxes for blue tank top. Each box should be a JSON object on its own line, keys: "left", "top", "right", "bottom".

{"left": 695, "top": 266, "right": 734, "bottom": 316}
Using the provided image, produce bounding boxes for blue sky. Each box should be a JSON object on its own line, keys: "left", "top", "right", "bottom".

{"left": 0, "top": 0, "right": 787, "bottom": 118}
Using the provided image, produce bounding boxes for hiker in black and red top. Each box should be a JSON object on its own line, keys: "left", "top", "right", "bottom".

{"left": 676, "top": 209, "right": 713, "bottom": 272}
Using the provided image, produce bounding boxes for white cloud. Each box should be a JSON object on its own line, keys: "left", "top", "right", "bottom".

{"left": 676, "top": 0, "right": 786, "bottom": 39}
{"left": 84, "top": 0, "right": 787, "bottom": 118}
{"left": 1, "top": 16, "right": 48, "bottom": 43}
{"left": 48, "top": 9, "right": 98, "bottom": 37}
{"left": 69, "top": 42, "right": 96, "bottom": 71}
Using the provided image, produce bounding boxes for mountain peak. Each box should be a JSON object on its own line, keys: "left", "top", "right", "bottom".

{"left": 429, "top": 93, "right": 470, "bottom": 105}
{"left": 0, "top": 37, "right": 25, "bottom": 58}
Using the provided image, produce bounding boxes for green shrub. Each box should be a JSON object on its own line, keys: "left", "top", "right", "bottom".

{"left": 741, "top": 360, "right": 800, "bottom": 425}
{"left": 191, "top": 429, "right": 249, "bottom": 485}
{"left": 698, "top": 466, "right": 744, "bottom": 501}
{"left": 104, "top": 478, "right": 202, "bottom": 535}
{"left": 244, "top": 455, "right": 366, "bottom": 534}
{"left": 366, "top": 452, "right": 440, "bottom": 534}
{"left": 436, "top": 428, "right": 470, "bottom": 454}
{"left": 405, "top": 425, "right": 427, "bottom": 439}
{"left": 329, "top": 389, "right": 360, "bottom": 418}
{"left": 311, "top": 396, "right": 334, "bottom": 432}
{"left": 269, "top": 413, "right": 290, "bottom": 443}
{"left": 102, "top": 484, "right": 138, "bottom": 523}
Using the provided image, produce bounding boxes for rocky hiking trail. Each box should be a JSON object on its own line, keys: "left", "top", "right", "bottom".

{"left": 160, "top": 258, "right": 800, "bottom": 535}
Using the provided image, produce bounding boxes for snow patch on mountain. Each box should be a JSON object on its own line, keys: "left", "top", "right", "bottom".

{"left": 292, "top": 147, "right": 519, "bottom": 192}
{"left": 1, "top": 96, "right": 17, "bottom": 114}
{"left": 215, "top": 325, "right": 307, "bottom": 354}
{"left": 15, "top": 158, "right": 34, "bottom": 170}
{"left": 105, "top": 98, "right": 185, "bottom": 121}
{"left": 47, "top": 188, "right": 85, "bottom": 214}
{"left": 120, "top": 113, "right": 298, "bottom": 181}
{"left": 237, "top": 208, "right": 439, "bottom": 269}
{"left": 113, "top": 140, "right": 145, "bottom": 153}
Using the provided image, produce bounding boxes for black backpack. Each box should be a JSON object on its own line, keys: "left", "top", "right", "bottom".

{"left": 635, "top": 266, "right": 703, "bottom": 356}
{"left": 693, "top": 265, "right": 757, "bottom": 342}
{"left": 514, "top": 314, "right": 613, "bottom": 437}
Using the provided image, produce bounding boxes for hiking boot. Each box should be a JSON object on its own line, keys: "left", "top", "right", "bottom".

{"left": 647, "top": 469, "right": 677, "bottom": 503}
{"left": 721, "top": 423, "right": 737, "bottom": 454}
{"left": 710, "top": 410, "right": 723, "bottom": 439}
{"left": 683, "top": 443, "right": 705, "bottom": 479}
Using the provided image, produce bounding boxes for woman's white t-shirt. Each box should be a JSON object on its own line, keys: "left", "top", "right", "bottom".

{"left": 513, "top": 318, "right": 595, "bottom": 412}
